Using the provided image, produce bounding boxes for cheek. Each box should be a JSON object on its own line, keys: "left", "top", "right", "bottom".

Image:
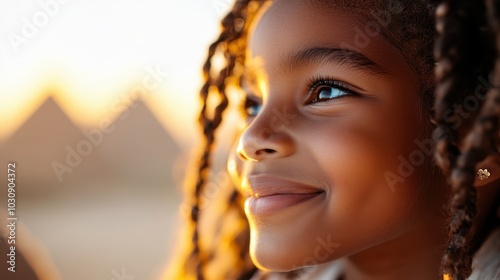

{"left": 306, "top": 101, "right": 429, "bottom": 245}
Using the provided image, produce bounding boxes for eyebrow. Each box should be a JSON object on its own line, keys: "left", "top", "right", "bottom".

{"left": 280, "top": 47, "right": 388, "bottom": 76}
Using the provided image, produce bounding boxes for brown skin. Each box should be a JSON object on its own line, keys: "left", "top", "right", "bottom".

{"left": 226, "top": 1, "right": 497, "bottom": 279}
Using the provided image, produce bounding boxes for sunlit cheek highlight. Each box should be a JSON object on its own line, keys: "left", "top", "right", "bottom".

{"left": 257, "top": 72, "right": 269, "bottom": 99}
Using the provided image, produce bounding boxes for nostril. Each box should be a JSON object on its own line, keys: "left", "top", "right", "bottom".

{"left": 256, "top": 148, "right": 276, "bottom": 156}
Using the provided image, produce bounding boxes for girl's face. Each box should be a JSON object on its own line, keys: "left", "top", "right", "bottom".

{"left": 228, "top": 0, "right": 439, "bottom": 271}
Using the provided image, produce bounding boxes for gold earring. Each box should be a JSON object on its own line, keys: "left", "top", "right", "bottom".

{"left": 477, "top": 169, "right": 491, "bottom": 180}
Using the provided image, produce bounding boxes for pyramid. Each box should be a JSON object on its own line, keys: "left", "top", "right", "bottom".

{"left": 97, "top": 98, "right": 182, "bottom": 186}
{"left": 0, "top": 97, "right": 88, "bottom": 194}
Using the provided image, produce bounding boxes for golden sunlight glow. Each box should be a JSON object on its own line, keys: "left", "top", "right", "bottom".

{"left": 0, "top": 0, "right": 234, "bottom": 146}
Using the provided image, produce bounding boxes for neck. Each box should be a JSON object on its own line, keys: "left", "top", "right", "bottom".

{"left": 343, "top": 208, "right": 447, "bottom": 280}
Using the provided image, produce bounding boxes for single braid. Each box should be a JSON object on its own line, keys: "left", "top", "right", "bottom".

{"left": 433, "top": 0, "right": 470, "bottom": 176}
{"left": 433, "top": 0, "right": 463, "bottom": 278}
{"left": 433, "top": 0, "right": 497, "bottom": 279}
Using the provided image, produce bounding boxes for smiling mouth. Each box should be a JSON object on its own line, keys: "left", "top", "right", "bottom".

{"left": 244, "top": 175, "right": 325, "bottom": 216}
{"left": 246, "top": 192, "right": 324, "bottom": 216}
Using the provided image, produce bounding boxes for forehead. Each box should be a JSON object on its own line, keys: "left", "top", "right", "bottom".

{"left": 246, "top": 0, "right": 411, "bottom": 77}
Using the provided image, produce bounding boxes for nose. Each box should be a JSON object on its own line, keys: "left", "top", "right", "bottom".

{"left": 237, "top": 108, "right": 295, "bottom": 161}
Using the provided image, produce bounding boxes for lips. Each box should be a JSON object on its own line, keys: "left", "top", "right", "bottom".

{"left": 244, "top": 175, "right": 325, "bottom": 216}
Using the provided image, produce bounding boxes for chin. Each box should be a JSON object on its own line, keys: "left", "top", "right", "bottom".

{"left": 247, "top": 216, "right": 345, "bottom": 272}
{"left": 249, "top": 238, "right": 322, "bottom": 272}
{"left": 251, "top": 250, "right": 300, "bottom": 272}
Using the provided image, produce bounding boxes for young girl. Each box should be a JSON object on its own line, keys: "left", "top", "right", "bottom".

{"left": 171, "top": 0, "right": 500, "bottom": 279}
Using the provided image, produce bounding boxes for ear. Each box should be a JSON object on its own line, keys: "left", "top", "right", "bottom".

{"left": 473, "top": 153, "right": 500, "bottom": 188}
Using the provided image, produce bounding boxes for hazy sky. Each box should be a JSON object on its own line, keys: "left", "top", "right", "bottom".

{"left": 0, "top": 0, "right": 235, "bottom": 146}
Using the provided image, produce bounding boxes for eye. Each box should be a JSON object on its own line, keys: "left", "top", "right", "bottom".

{"left": 306, "top": 77, "right": 358, "bottom": 104}
{"left": 239, "top": 95, "right": 262, "bottom": 118}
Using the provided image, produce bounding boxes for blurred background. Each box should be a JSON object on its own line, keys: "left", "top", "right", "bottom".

{"left": 0, "top": 0, "right": 237, "bottom": 279}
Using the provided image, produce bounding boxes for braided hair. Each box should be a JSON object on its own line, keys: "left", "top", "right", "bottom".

{"left": 177, "top": 1, "right": 262, "bottom": 279}
{"left": 175, "top": 1, "right": 500, "bottom": 279}
{"left": 432, "top": 0, "right": 497, "bottom": 279}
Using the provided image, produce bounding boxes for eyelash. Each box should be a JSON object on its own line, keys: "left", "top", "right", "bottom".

{"left": 238, "top": 76, "right": 358, "bottom": 118}
{"left": 305, "top": 76, "right": 358, "bottom": 104}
